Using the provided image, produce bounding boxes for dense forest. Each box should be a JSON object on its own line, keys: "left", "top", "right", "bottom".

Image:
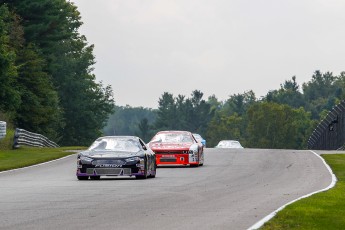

{"left": 0, "top": 1, "right": 114, "bottom": 146}
{"left": 1, "top": 1, "right": 344, "bottom": 149}
{"left": 105, "top": 72, "right": 345, "bottom": 148}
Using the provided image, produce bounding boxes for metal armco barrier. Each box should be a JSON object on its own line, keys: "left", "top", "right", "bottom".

{"left": 13, "top": 128, "right": 59, "bottom": 148}
{"left": 0, "top": 121, "right": 6, "bottom": 140}
{"left": 308, "top": 100, "right": 345, "bottom": 150}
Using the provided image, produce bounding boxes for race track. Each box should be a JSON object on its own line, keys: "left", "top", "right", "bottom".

{"left": 0, "top": 148, "right": 332, "bottom": 230}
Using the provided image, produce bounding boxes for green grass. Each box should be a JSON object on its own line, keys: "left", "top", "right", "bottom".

{"left": 0, "top": 128, "right": 87, "bottom": 172}
{"left": 0, "top": 128, "right": 15, "bottom": 150}
{"left": 0, "top": 146, "right": 86, "bottom": 172}
{"left": 261, "top": 154, "right": 345, "bottom": 230}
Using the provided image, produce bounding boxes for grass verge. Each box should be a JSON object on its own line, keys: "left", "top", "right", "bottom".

{"left": 0, "top": 146, "right": 86, "bottom": 172}
{"left": 0, "top": 129, "right": 15, "bottom": 150}
{"left": 261, "top": 154, "right": 345, "bottom": 229}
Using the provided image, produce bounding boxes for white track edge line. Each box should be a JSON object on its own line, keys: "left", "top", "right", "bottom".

{"left": 247, "top": 150, "right": 337, "bottom": 230}
{"left": 0, "top": 153, "right": 76, "bottom": 174}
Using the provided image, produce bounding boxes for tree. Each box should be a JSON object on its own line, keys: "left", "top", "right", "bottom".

{"left": 333, "top": 71, "right": 345, "bottom": 100}
{"left": 103, "top": 105, "right": 157, "bottom": 143}
{"left": 137, "top": 118, "right": 152, "bottom": 142}
{"left": 302, "top": 71, "right": 339, "bottom": 119}
{"left": 246, "top": 102, "right": 312, "bottom": 149}
{"left": 0, "top": 5, "right": 20, "bottom": 116}
{"left": 222, "top": 90, "right": 256, "bottom": 116}
{"left": 206, "top": 112, "right": 244, "bottom": 147}
{"left": 15, "top": 43, "right": 63, "bottom": 140}
{"left": 188, "top": 90, "right": 213, "bottom": 135}
{"left": 303, "top": 71, "right": 337, "bottom": 101}
{"left": 2, "top": 0, "right": 82, "bottom": 56}
{"left": 154, "top": 90, "right": 213, "bottom": 136}
{"left": 154, "top": 92, "right": 178, "bottom": 130}
{"left": 2, "top": 0, "right": 115, "bottom": 145}
{"left": 265, "top": 76, "right": 304, "bottom": 108}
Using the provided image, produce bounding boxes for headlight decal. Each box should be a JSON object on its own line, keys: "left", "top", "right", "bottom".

{"left": 80, "top": 156, "right": 93, "bottom": 164}
{"left": 125, "top": 156, "right": 145, "bottom": 165}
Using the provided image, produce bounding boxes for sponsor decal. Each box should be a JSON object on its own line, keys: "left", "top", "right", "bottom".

{"left": 96, "top": 164, "right": 122, "bottom": 168}
{"left": 161, "top": 155, "right": 176, "bottom": 158}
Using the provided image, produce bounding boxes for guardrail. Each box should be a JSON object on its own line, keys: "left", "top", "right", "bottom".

{"left": 0, "top": 121, "right": 6, "bottom": 140}
{"left": 308, "top": 100, "right": 345, "bottom": 150}
{"left": 13, "top": 128, "right": 59, "bottom": 148}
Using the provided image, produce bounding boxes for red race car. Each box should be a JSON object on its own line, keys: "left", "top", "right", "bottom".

{"left": 148, "top": 130, "right": 204, "bottom": 167}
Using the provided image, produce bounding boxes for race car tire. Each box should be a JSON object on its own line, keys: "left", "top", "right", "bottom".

{"left": 150, "top": 163, "right": 157, "bottom": 178}
{"left": 77, "top": 176, "right": 89, "bottom": 180}
{"left": 190, "top": 164, "right": 199, "bottom": 167}
{"left": 90, "top": 176, "right": 100, "bottom": 180}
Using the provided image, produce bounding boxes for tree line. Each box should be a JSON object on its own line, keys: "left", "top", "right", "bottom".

{"left": 0, "top": 1, "right": 114, "bottom": 146}
{"left": 105, "top": 71, "right": 345, "bottom": 149}
{"left": 1, "top": 1, "right": 344, "bottom": 148}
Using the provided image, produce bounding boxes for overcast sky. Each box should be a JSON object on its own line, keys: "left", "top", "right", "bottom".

{"left": 71, "top": 0, "right": 345, "bottom": 108}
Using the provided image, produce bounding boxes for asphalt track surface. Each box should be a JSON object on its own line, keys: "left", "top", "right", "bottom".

{"left": 0, "top": 148, "right": 332, "bottom": 230}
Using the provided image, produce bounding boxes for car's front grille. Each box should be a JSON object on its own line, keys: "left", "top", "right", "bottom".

{"left": 160, "top": 158, "right": 177, "bottom": 162}
{"left": 92, "top": 159, "right": 125, "bottom": 165}
{"left": 86, "top": 168, "right": 131, "bottom": 175}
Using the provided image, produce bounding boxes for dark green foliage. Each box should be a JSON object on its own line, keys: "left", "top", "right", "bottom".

{"left": 188, "top": 90, "right": 214, "bottom": 134}
{"left": 154, "top": 90, "right": 213, "bottom": 137}
{"left": 202, "top": 75, "right": 344, "bottom": 149}
{"left": 0, "top": 5, "right": 20, "bottom": 116}
{"left": 265, "top": 76, "right": 305, "bottom": 109}
{"left": 2, "top": 1, "right": 345, "bottom": 149}
{"left": 137, "top": 118, "right": 151, "bottom": 142}
{"left": 302, "top": 71, "right": 340, "bottom": 119}
{"left": 103, "top": 105, "right": 156, "bottom": 142}
{"left": 155, "top": 92, "right": 178, "bottom": 130}
{"left": 0, "top": 7, "right": 63, "bottom": 138}
{"left": 303, "top": 71, "right": 337, "bottom": 102}
{"left": 0, "top": 1, "right": 114, "bottom": 145}
{"left": 206, "top": 112, "right": 244, "bottom": 147}
{"left": 3, "top": 0, "right": 82, "bottom": 55}
{"left": 15, "top": 43, "right": 63, "bottom": 141}
{"left": 111, "top": 76, "right": 343, "bottom": 149}
{"left": 205, "top": 91, "right": 256, "bottom": 147}
{"left": 50, "top": 36, "right": 114, "bottom": 146}
{"left": 222, "top": 90, "right": 256, "bottom": 116}
{"left": 246, "top": 102, "right": 313, "bottom": 149}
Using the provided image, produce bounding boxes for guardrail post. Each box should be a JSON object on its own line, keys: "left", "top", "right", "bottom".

{"left": 0, "top": 121, "right": 6, "bottom": 140}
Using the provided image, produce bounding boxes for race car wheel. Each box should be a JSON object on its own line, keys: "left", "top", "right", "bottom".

{"left": 150, "top": 163, "right": 157, "bottom": 178}
{"left": 77, "top": 176, "right": 89, "bottom": 180}
{"left": 90, "top": 176, "right": 100, "bottom": 180}
{"left": 190, "top": 164, "right": 199, "bottom": 167}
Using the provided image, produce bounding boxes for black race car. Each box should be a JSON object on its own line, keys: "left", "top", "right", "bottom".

{"left": 76, "top": 136, "right": 156, "bottom": 180}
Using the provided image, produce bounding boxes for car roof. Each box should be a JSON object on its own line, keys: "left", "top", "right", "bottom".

{"left": 156, "top": 130, "right": 192, "bottom": 134}
{"left": 96, "top": 136, "right": 141, "bottom": 140}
